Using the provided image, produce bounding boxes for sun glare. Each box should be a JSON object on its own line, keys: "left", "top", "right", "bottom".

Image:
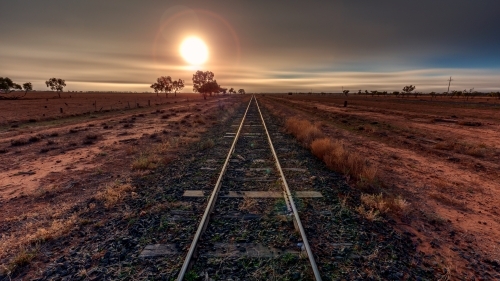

{"left": 180, "top": 37, "right": 208, "bottom": 65}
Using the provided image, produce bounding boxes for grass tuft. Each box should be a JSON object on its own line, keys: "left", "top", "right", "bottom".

{"left": 360, "top": 193, "right": 409, "bottom": 214}
{"left": 97, "top": 181, "right": 135, "bottom": 208}
{"left": 199, "top": 138, "right": 215, "bottom": 150}
{"left": 132, "top": 153, "right": 159, "bottom": 170}
{"left": 3, "top": 247, "right": 38, "bottom": 274}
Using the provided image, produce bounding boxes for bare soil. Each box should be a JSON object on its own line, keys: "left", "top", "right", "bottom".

{"left": 261, "top": 94, "right": 500, "bottom": 279}
{"left": 0, "top": 92, "right": 197, "bottom": 126}
{"left": 0, "top": 93, "right": 243, "bottom": 277}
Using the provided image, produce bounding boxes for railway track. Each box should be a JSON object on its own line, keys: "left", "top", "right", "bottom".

{"left": 180, "top": 96, "right": 321, "bottom": 280}
{"left": 141, "top": 96, "right": 322, "bottom": 280}
{"left": 131, "top": 95, "right": 435, "bottom": 280}
{"left": 29, "top": 95, "right": 436, "bottom": 280}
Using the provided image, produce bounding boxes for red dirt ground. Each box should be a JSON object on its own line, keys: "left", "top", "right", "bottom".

{"left": 262, "top": 94, "right": 500, "bottom": 279}
{"left": 0, "top": 93, "right": 244, "bottom": 276}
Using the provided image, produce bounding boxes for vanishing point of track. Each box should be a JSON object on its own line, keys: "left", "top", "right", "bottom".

{"left": 176, "top": 96, "right": 322, "bottom": 280}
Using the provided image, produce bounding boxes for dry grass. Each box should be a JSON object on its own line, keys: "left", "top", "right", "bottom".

{"left": 97, "top": 181, "right": 135, "bottom": 208}
{"left": 285, "top": 117, "right": 377, "bottom": 184}
{"left": 355, "top": 206, "right": 381, "bottom": 221}
{"left": 311, "top": 138, "right": 377, "bottom": 183}
{"left": 434, "top": 141, "right": 456, "bottom": 151}
{"left": 435, "top": 141, "right": 486, "bottom": 158}
{"left": 199, "top": 138, "right": 215, "bottom": 150}
{"left": 464, "top": 146, "right": 485, "bottom": 158}
{"left": 285, "top": 117, "right": 324, "bottom": 146}
{"left": 360, "top": 193, "right": 409, "bottom": 214}
{"left": 310, "top": 138, "right": 334, "bottom": 159}
{"left": 1, "top": 247, "right": 38, "bottom": 275}
{"left": 132, "top": 153, "right": 160, "bottom": 170}
{"left": 238, "top": 196, "right": 259, "bottom": 213}
{"left": 25, "top": 214, "right": 78, "bottom": 243}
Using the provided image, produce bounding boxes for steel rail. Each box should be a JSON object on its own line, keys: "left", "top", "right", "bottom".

{"left": 176, "top": 96, "right": 254, "bottom": 280}
{"left": 254, "top": 96, "right": 323, "bottom": 281}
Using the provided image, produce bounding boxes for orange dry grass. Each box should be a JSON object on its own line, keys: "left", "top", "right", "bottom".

{"left": 310, "top": 138, "right": 335, "bottom": 159}
{"left": 98, "top": 182, "right": 135, "bottom": 208}
{"left": 311, "top": 138, "right": 377, "bottom": 183}
{"left": 285, "top": 117, "right": 324, "bottom": 145}
{"left": 360, "top": 193, "right": 409, "bottom": 214}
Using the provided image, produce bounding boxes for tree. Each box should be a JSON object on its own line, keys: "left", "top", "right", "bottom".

{"left": 393, "top": 91, "right": 400, "bottom": 98}
{"left": 0, "top": 77, "right": 31, "bottom": 99}
{"left": 429, "top": 92, "right": 437, "bottom": 99}
{"left": 150, "top": 82, "right": 162, "bottom": 96}
{"left": 220, "top": 88, "right": 227, "bottom": 95}
{"left": 463, "top": 88, "right": 474, "bottom": 100}
{"left": 238, "top": 89, "right": 246, "bottom": 94}
{"left": 0, "top": 77, "right": 21, "bottom": 94}
{"left": 192, "top": 71, "right": 219, "bottom": 100}
{"left": 402, "top": 85, "right": 415, "bottom": 98}
{"left": 172, "top": 79, "right": 184, "bottom": 97}
{"left": 22, "top": 82, "right": 32, "bottom": 94}
{"left": 46, "top": 78, "right": 66, "bottom": 98}
{"left": 159, "top": 76, "right": 173, "bottom": 98}
{"left": 151, "top": 76, "right": 173, "bottom": 98}
{"left": 228, "top": 87, "right": 235, "bottom": 94}
{"left": 343, "top": 90, "right": 349, "bottom": 96}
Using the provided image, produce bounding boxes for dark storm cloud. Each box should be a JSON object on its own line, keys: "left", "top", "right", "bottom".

{"left": 1, "top": 0, "right": 499, "bottom": 92}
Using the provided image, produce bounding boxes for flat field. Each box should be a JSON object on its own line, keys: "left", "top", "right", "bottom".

{"left": 0, "top": 92, "right": 243, "bottom": 278}
{"left": 261, "top": 94, "right": 500, "bottom": 278}
{"left": 0, "top": 91, "right": 199, "bottom": 125}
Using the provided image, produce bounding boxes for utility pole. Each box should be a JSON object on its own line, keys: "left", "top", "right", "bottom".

{"left": 447, "top": 76, "right": 453, "bottom": 93}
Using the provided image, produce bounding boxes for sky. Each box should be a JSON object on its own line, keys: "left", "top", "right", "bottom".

{"left": 1, "top": 0, "right": 500, "bottom": 93}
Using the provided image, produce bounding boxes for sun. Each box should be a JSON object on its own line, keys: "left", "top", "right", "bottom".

{"left": 180, "top": 37, "right": 208, "bottom": 65}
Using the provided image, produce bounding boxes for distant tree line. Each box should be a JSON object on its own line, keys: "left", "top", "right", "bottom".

{"left": 151, "top": 70, "right": 246, "bottom": 100}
